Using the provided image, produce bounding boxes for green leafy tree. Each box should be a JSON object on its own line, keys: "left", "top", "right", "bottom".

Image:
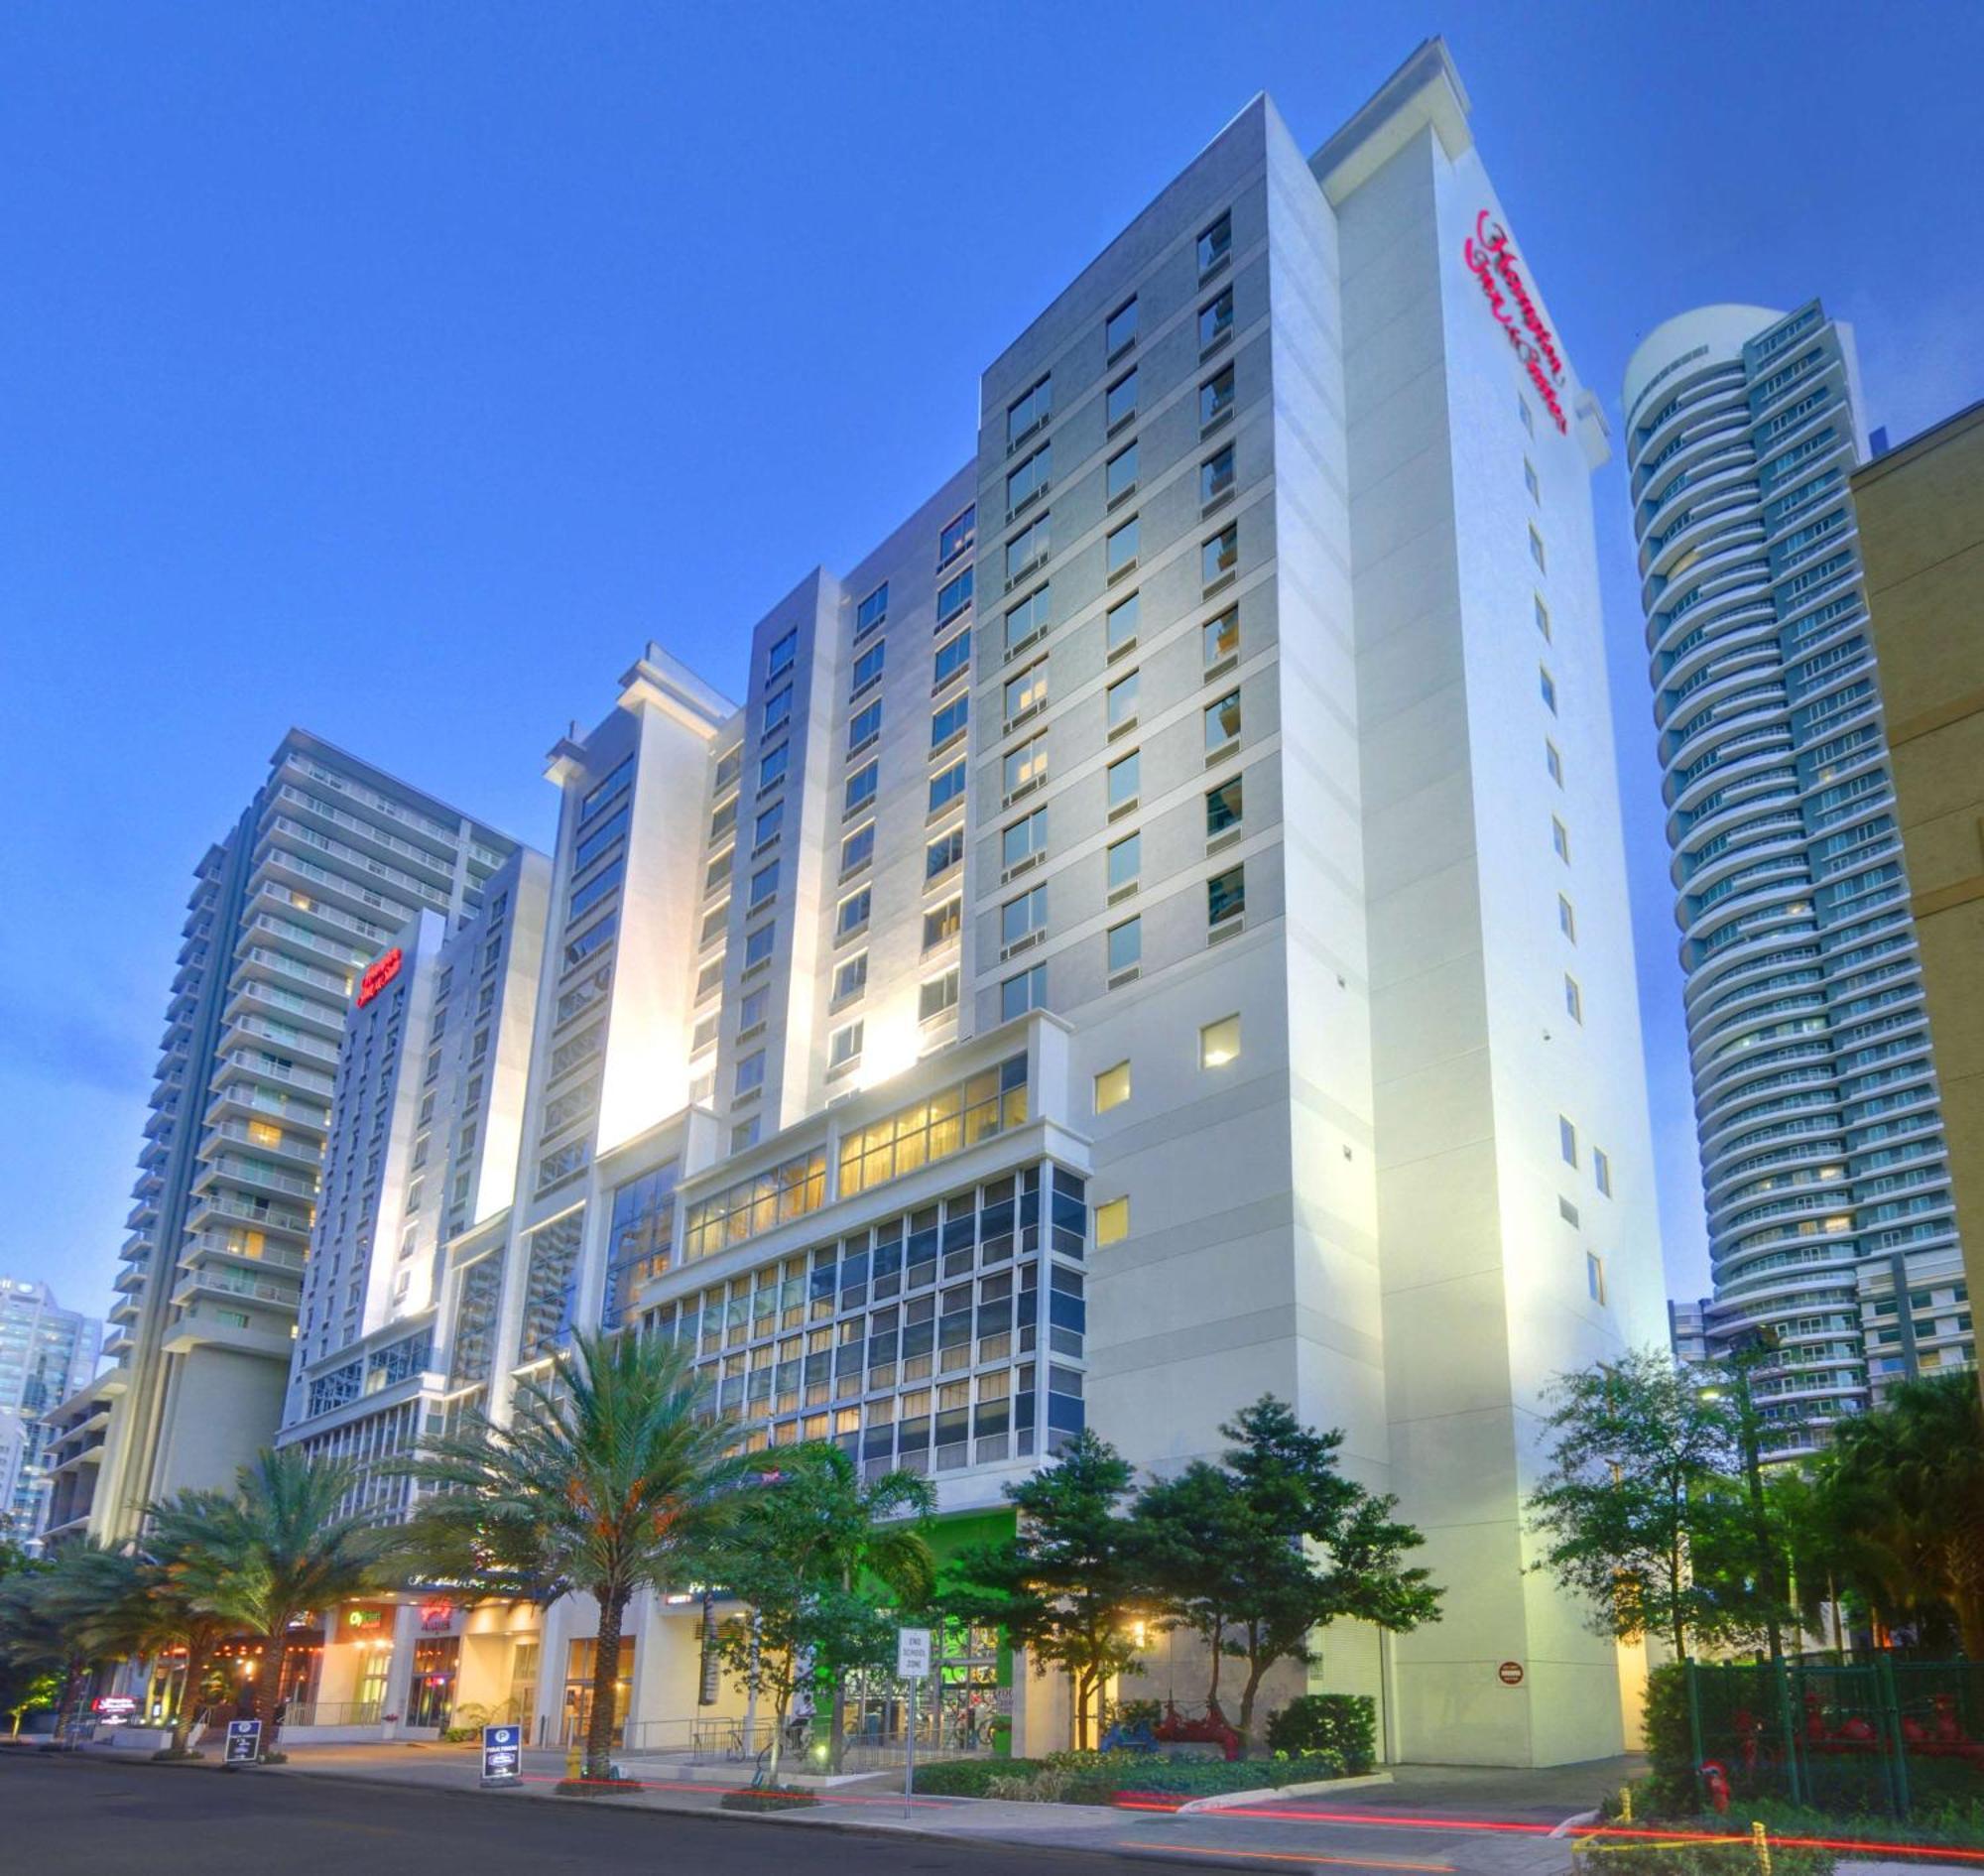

{"left": 395, "top": 1330, "right": 745, "bottom": 1782}
{"left": 1141, "top": 1398, "right": 1440, "bottom": 1753}
{"left": 946, "top": 1430, "right": 1144, "bottom": 1750}
{"left": 0, "top": 1542, "right": 149, "bottom": 1741}
{"left": 712, "top": 1442, "right": 933, "bottom": 1785}
{"left": 1821, "top": 1372, "right": 1984, "bottom": 1657}
{"left": 1526, "top": 1347, "right": 1777, "bottom": 1660}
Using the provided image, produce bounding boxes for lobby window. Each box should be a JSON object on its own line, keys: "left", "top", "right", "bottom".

{"left": 938, "top": 503, "right": 976, "bottom": 566}
{"left": 1106, "top": 590, "right": 1139, "bottom": 658}
{"left": 1007, "top": 514, "right": 1051, "bottom": 583}
{"left": 1003, "top": 807, "right": 1047, "bottom": 871}
{"left": 1197, "top": 209, "right": 1232, "bottom": 277}
{"left": 836, "top": 888, "right": 871, "bottom": 939}
{"left": 1001, "top": 963, "right": 1047, "bottom": 1021}
{"left": 1004, "top": 734, "right": 1048, "bottom": 799}
{"left": 1547, "top": 740, "right": 1563, "bottom": 786}
{"left": 1108, "top": 916, "right": 1142, "bottom": 978}
{"left": 764, "top": 685, "right": 793, "bottom": 735}
{"left": 1007, "top": 373, "right": 1052, "bottom": 447}
{"left": 1005, "top": 661, "right": 1048, "bottom": 726}
{"left": 832, "top": 953, "right": 867, "bottom": 1004}
{"left": 759, "top": 744, "right": 789, "bottom": 792}
{"left": 857, "top": 582, "right": 889, "bottom": 637}
{"left": 1200, "top": 362, "right": 1235, "bottom": 429}
{"left": 924, "top": 897, "right": 961, "bottom": 951}
{"left": 1540, "top": 666, "right": 1557, "bottom": 714}
{"left": 1535, "top": 594, "right": 1550, "bottom": 639}
{"left": 1558, "top": 893, "right": 1576, "bottom": 941}
{"left": 1107, "top": 670, "right": 1140, "bottom": 733}
{"left": 1559, "top": 1115, "right": 1578, "bottom": 1168}
{"left": 840, "top": 822, "right": 874, "bottom": 877}
{"left": 1106, "top": 368, "right": 1138, "bottom": 431}
{"left": 1200, "top": 1014, "right": 1241, "bottom": 1068}
{"left": 848, "top": 698, "right": 882, "bottom": 754}
{"left": 748, "top": 860, "right": 780, "bottom": 913}
{"left": 1107, "top": 515, "right": 1140, "bottom": 578}
{"left": 1107, "top": 749, "right": 1140, "bottom": 813}
{"left": 1096, "top": 1197, "right": 1130, "bottom": 1247}
{"left": 1564, "top": 974, "right": 1583, "bottom": 1024}
{"left": 1201, "top": 443, "right": 1235, "bottom": 507}
{"left": 930, "top": 692, "right": 969, "bottom": 749}
{"left": 1001, "top": 885, "right": 1047, "bottom": 948}
{"left": 1095, "top": 1061, "right": 1131, "bottom": 1113}
{"left": 767, "top": 627, "right": 798, "bottom": 680}
{"left": 1204, "top": 688, "right": 1241, "bottom": 757}
{"left": 929, "top": 759, "right": 967, "bottom": 813}
{"left": 919, "top": 967, "right": 960, "bottom": 1023}
{"left": 1529, "top": 526, "right": 1547, "bottom": 572}
{"left": 1585, "top": 1251, "right": 1606, "bottom": 1305}
{"left": 1005, "top": 581, "right": 1051, "bottom": 653}
{"left": 1206, "top": 774, "right": 1243, "bottom": 836}
{"left": 1524, "top": 458, "right": 1541, "bottom": 504}
{"left": 735, "top": 1051, "right": 767, "bottom": 1098}
{"left": 1594, "top": 1148, "right": 1612, "bottom": 1196}
{"left": 1207, "top": 863, "right": 1246, "bottom": 931}
{"left": 1106, "top": 295, "right": 1139, "bottom": 359}
{"left": 933, "top": 627, "right": 970, "bottom": 688}
{"left": 851, "top": 639, "right": 886, "bottom": 696}
{"left": 1552, "top": 816, "right": 1571, "bottom": 863}
{"left": 927, "top": 825, "right": 964, "bottom": 880}
{"left": 845, "top": 759, "right": 879, "bottom": 814}
{"left": 1107, "top": 440, "right": 1138, "bottom": 505}
{"left": 829, "top": 1021, "right": 864, "bottom": 1071}
{"left": 1203, "top": 523, "right": 1238, "bottom": 589}
{"left": 1199, "top": 286, "right": 1234, "bottom": 351}
{"left": 1008, "top": 441, "right": 1052, "bottom": 515}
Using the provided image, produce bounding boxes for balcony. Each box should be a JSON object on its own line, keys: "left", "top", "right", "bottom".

{"left": 185, "top": 1189, "right": 314, "bottom": 1241}
{"left": 192, "top": 1152, "right": 319, "bottom": 1204}
{"left": 171, "top": 1265, "right": 303, "bottom": 1313}
{"left": 183, "top": 1230, "right": 307, "bottom": 1273}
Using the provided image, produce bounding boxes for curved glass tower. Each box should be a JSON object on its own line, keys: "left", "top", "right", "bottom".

{"left": 1623, "top": 302, "right": 1966, "bottom": 1457}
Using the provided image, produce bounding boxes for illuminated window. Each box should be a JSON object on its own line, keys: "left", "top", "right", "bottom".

{"left": 682, "top": 1150, "right": 827, "bottom": 1263}
{"left": 1200, "top": 1014, "right": 1241, "bottom": 1068}
{"left": 837, "top": 1056, "right": 1029, "bottom": 1199}
{"left": 1096, "top": 1197, "right": 1130, "bottom": 1247}
{"left": 1094, "top": 1062, "right": 1131, "bottom": 1113}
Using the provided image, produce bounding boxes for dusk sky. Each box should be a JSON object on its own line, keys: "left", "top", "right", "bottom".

{"left": 3, "top": 1, "right": 1978, "bottom": 1324}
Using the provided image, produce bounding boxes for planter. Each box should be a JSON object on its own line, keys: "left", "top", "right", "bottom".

{"left": 555, "top": 1775, "right": 646, "bottom": 1797}
{"left": 721, "top": 1787, "right": 817, "bottom": 1813}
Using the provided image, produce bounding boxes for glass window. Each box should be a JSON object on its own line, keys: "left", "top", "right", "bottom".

{"left": 735, "top": 1051, "right": 766, "bottom": 1096}
{"left": 1005, "top": 661, "right": 1048, "bottom": 723}
{"left": 1201, "top": 443, "right": 1235, "bottom": 505}
{"left": 754, "top": 800, "right": 784, "bottom": 849}
{"left": 1559, "top": 1115, "right": 1578, "bottom": 1167}
{"left": 1003, "top": 808, "right": 1047, "bottom": 870}
{"left": 926, "top": 825, "right": 964, "bottom": 880}
{"left": 763, "top": 686, "right": 792, "bottom": 733}
{"left": 1535, "top": 594, "right": 1550, "bottom": 639}
{"left": 851, "top": 640, "right": 886, "bottom": 694}
{"left": 1585, "top": 1251, "right": 1605, "bottom": 1304}
{"left": 1564, "top": 975, "right": 1582, "bottom": 1023}
{"left": 1001, "top": 885, "right": 1047, "bottom": 947}
{"left": 1007, "top": 514, "right": 1050, "bottom": 581}
{"left": 1107, "top": 441, "right": 1138, "bottom": 504}
{"left": 1008, "top": 445, "right": 1051, "bottom": 517}
{"left": 1106, "top": 296, "right": 1138, "bottom": 356}
{"left": 1108, "top": 917, "right": 1141, "bottom": 975}
{"left": 1520, "top": 398, "right": 1535, "bottom": 436}
{"left": 1547, "top": 740, "right": 1563, "bottom": 786}
{"left": 731, "top": 1118, "right": 760, "bottom": 1154}
{"left": 837, "top": 1054, "right": 1028, "bottom": 1200}
{"left": 845, "top": 759, "right": 879, "bottom": 813}
{"left": 1595, "top": 1148, "right": 1612, "bottom": 1196}
{"left": 1540, "top": 666, "right": 1557, "bottom": 713}
{"left": 930, "top": 693, "right": 969, "bottom": 747}
{"left": 929, "top": 758, "right": 967, "bottom": 813}
{"left": 748, "top": 860, "right": 779, "bottom": 911}
{"left": 836, "top": 888, "right": 871, "bottom": 938}
{"left": 1203, "top": 523, "right": 1238, "bottom": 586}
{"left": 1552, "top": 816, "right": 1571, "bottom": 862}
{"left": 744, "top": 923, "right": 776, "bottom": 968}
{"left": 1106, "top": 590, "right": 1138, "bottom": 656}
{"left": 1094, "top": 1062, "right": 1130, "bottom": 1113}
{"left": 840, "top": 822, "right": 874, "bottom": 875}
{"left": 923, "top": 897, "right": 961, "bottom": 950}
{"left": 1199, "top": 287, "right": 1233, "bottom": 350}
{"left": 1004, "top": 735, "right": 1048, "bottom": 797}
{"left": 848, "top": 698, "right": 883, "bottom": 752}
{"left": 1207, "top": 863, "right": 1245, "bottom": 928}
{"left": 830, "top": 1021, "right": 864, "bottom": 1068}
{"left": 1107, "top": 670, "right": 1139, "bottom": 731}
{"left": 857, "top": 582, "right": 889, "bottom": 636}
{"left": 1198, "top": 210, "right": 1232, "bottom": 275}
{"left": 767, "top": 628, "right": 798, "bottom": 679}
{"left": 919, "top": 967, "right": 960, "bottom": 1022}
{"left": 1007, "top": 374, "right": 1051, "bottom": 445}
{"left": 936, "top": 565, "right": 974, "bottom": 623}
{"left": 833, "top": 952, "right": 867, "bottom": 1003}
{"left": 1558, "top": 893, "right": 1576, "bottom": 941}
{"left": 1108, "top": 831, "right": 1141, "bottom": 891}
{"left": 758, "top": 744, "right": 788, "bottom": 792}
{"left": 938, "top": 504, "right": 976, "bottom": 565}
{"left": 1001, "top": 963, "right": 1047, "bottom": 1021}
{"left": 1525, "top": 458, "right": 1541, "bottom": 503}
{"left": 1200, "top": 1014, "right": 1240, "bottom": 1067}
{"left": 1107, "top": 749, "right": 1139, "bottom": 811}
{"left": 739, "top": 984, "right": 770, "bottom": 1032}
{"left": 1200, "top": 362, "right": 1235, "bottom": 428}
{"left": 1096, "top": 1196, "right": 1130, "bottom": 1246}
{"left": 1204, "top": 688, "right": 1241, "bottom": 754}
{"left": 1202, "top": 609, "right": 1239, "bottom": 671}
{"left": 1106, "top": 369, "right": 1138, "bottom": 429}
{"left": 1107, "top": 515, "right": 1139, "bottom": 576}
{"left": 1529, "top": 526, "right": 1547, "bottom": 572}
{"left": 933, "top": 627, "right": 971, "bottom": 686}
{"left": 1004, "top": 582, "right": 1051, "bottom": 651}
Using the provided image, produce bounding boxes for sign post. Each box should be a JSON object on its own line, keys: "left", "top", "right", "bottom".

{"left": 897, "top": 1626, "right": 932, "bottom": 1817}
{"left": 480, "top": 1722, "right": 522, "bottom": 1787}
{"left": 224, "top": 1718, "right": 262, "bottom": 1767}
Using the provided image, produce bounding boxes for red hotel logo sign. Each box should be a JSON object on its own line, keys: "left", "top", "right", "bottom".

{"left": 356, "top": 946, "right": 404, "bottom": 1008}
{"left": 1463, "top": 210, "right": 1568, "bottom": 435}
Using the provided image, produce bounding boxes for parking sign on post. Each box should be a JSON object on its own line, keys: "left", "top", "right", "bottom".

{"left": 224, "top": 1719, "right": 262, "bottom": 1766}
{"left": 481, "top": 1723, "right": 522, "bottom": 1786}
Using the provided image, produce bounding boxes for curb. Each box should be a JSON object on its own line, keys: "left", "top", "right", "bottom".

{"left": 1177, "top": 1770, "right": 1395, "bottom": 1813}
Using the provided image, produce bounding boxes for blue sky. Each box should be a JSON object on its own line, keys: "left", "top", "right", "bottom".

{"left": 3, "top": 1, "right": 1978, "bottom": 1320}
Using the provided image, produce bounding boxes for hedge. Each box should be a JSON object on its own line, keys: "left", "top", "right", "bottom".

{"left": 1265, "top": 1695, "right": 1376, "bottom": 1774}
{"left": 914, "top": 1750, "right": 1347, "bottom": 1806}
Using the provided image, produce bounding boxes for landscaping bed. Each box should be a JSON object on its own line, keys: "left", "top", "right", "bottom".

{"left": 914, "top": 1749, "right": 1349, "bottom": 1806}
{"left": 721, "top": 1786, "right": 818, "bottom": 1812}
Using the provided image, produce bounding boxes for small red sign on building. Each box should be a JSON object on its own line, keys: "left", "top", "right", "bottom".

{"left": 356, "top": 946, "right": 404, "bottom": 1008}
{"left": 1498, "top": 1660, "right": 1525, "bottom": 1686}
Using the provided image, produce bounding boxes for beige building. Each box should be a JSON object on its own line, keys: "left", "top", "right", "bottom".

{"left": 1853, "top": 399, "right": 1984, "bottom": 1392}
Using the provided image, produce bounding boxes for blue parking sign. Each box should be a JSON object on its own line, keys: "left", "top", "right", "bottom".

{"left": 481, "top": 1723, "right": 522, "bottom": 1785}
{"left": 224, "top": 1719, "right": 262, "bottom": 1765}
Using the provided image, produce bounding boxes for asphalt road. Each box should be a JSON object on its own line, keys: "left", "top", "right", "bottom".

{"left": 1, "top": 1750, "right": 1197, "bottom": 1876}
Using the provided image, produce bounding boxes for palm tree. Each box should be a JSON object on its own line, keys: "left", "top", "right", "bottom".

{"left": 1823, "top": 1372, "right": 1984, "bottom": 1657}
{"left": 141, "top": 1490, "right": 250, "bottom": 1754}
{"left": 394, "top": 1330, "right": 745, "bottom": 1783}
{"left": 168, "top": 1450, "right": 392, "bottom": 1754}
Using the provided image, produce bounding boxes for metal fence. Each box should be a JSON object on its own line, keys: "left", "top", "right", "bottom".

{"left": 1685, "top": 1656, "right": 1984, "bottom": 1817}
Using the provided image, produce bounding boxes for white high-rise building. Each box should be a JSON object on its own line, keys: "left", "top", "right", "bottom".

{"left": 266, "top": 41, "right": 1668, "bottom": 1768}
{"left": 0, "top": 1279, "right": 101, "bottom": 1545}
{"left": 1622, "top": 303, "right": 1971, "bottom": 1454}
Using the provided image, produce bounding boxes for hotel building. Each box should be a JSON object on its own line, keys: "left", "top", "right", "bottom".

{"left": 51, "top": 731, "right": 519, "bottom": 1546}
{"left": 1622, "top": 306, "right": 1972, "bottom": 1452}
{"left": 258, "top": 41, "right": 1669, "bottom": 1768}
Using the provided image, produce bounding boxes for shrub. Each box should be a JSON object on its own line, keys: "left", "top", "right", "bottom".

{"left": 721, "top": 1786, "right": 816, "bottom": 1812}
{"left": 913, "top": 1757, "right": 1046, "bottom": 1797}
{"left": 1265, "top": 1694, "right": 1376, "bottom": 1773}
{"left": 1641, "top": 1663, "right": 1697, "bottom": 1815}
{"left": 1573, "top": 1841, "right": 1832, "bottom": 1876}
